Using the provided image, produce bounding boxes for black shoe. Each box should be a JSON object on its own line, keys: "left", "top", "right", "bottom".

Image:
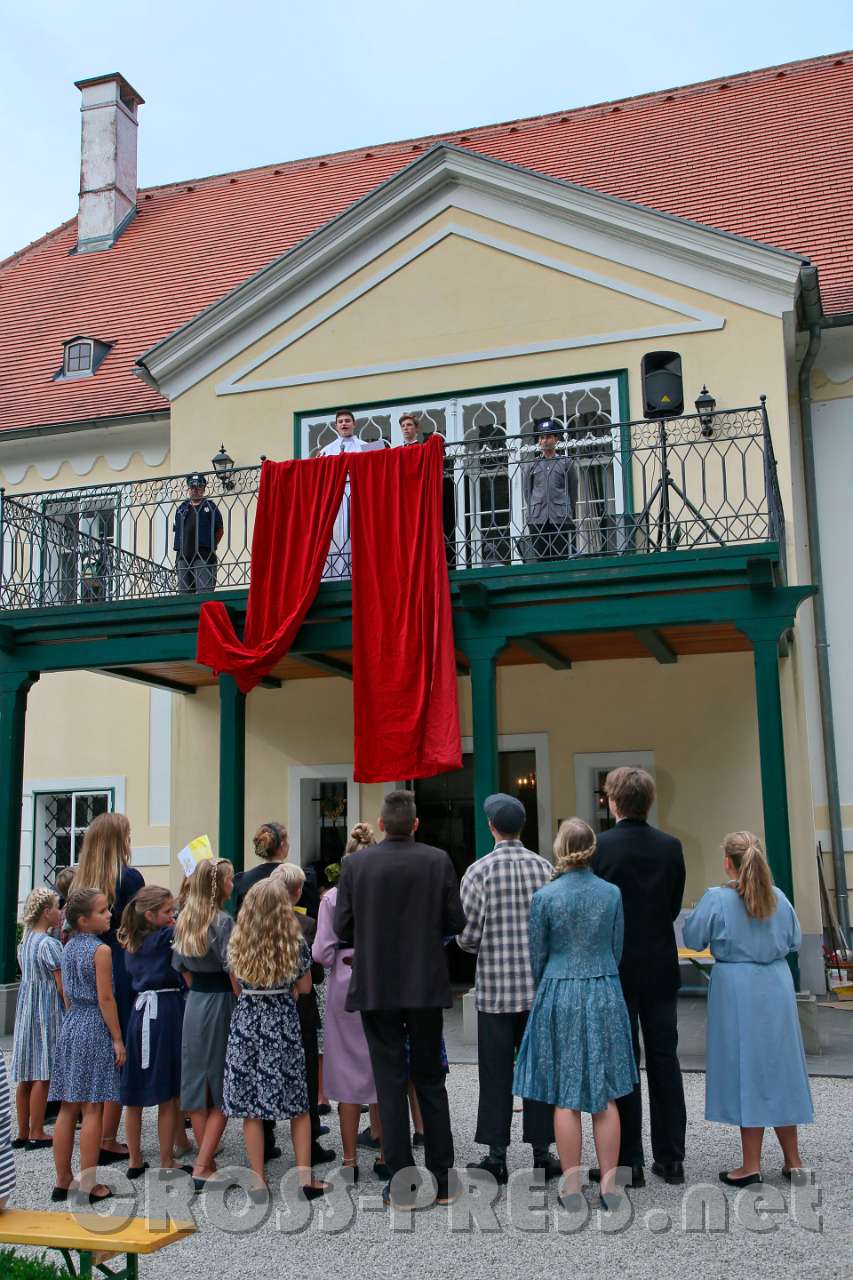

{"left": 373, "top": 1160, "right": 392, "bottom": 1180}
{"left": 51, "top": 1187, "right": 69, "bottom": 1202}
{"left": 599, "top": 1191, "right": 627, "bottom": 1213}
{"left": 317, "top": 1124, "right": 330, "bottom": 1136}
{"left": 532, "top": 1154, "right": 562, "bottom": 1180}
{"left": 126, "top": 1163, "right": 149, "bottom": 1180}
{"left": 782, "top": 1168, "right": 808, "bottom": 1184}
{"left": 466, "top": 1156, "right": 508, "bottom": 1184}
{"left": 298, "top": 1182, "right": 328, "bottom": 1201}
{"left": 412, "top": 1131, "right": 425, "bottom": 1148}
{"left": 356, "top": 1128, "right": 381, "bottom": 1149}
{"left": 559, "top": 1191, "right": 585, "bottom": 1213}
{"left": 719, "top": 1170, "right": 762, "bottom": 1187}
{"left": 311, "top": 1144, "right": 336, "bottom": 1164}
{"left": 264, "top": 1145, "right": 282, "bottom": 1162}
{"left": 11, "top": 1139, "right": 30, "bottom": 1150}
{"left": 652, "top": 1161, "right": 685, "bottom": 1186}
{"left": 589, "top": 1165, "right": 646, "bottom": 1189}
{"left": 317, "top": 1103, "right": 332, "bottom": 1116}
{"left": 98, "top": 1148, "right": 128, "bottom": 1166}
{"left": 248, "top": 1184, "right": 270, "bottom": 1205}
{"left": 381, "top": 1182, "right": 416, "bottom": 1210}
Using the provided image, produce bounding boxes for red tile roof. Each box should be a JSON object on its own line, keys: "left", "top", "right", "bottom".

{"left": 1, "top": 51, "right": 851, "bottom": 435}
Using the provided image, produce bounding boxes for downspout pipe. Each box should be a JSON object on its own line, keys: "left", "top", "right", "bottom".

{"left": 798, "top": 266, "right": 851, "bottom": 944}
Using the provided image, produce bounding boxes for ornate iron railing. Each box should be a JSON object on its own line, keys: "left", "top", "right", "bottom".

{"left": 0, "top": 403, "right": 783, "bottom": 611}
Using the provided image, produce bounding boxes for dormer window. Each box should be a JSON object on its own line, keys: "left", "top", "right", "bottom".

{"left": 56, "top": 336, "right": 112, "bottom": 381}
{"left": 65, "top": 340, "right": 93, "bottom": 375}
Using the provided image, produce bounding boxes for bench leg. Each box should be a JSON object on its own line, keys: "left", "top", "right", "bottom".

{"left": 59, "top": 1249, "right": 78, "bottom": 1276}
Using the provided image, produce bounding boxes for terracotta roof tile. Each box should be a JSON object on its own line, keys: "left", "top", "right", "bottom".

{"left": 1, "top": 51, "right": 851, "bottom": 434}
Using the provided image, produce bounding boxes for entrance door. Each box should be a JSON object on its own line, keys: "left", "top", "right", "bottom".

{"left": 414, "top": 748, "right": 539, "bottom": 982}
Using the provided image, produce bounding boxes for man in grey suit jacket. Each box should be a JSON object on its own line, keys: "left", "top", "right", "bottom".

{"left": 523, "top": 418, "right": 578, "bottom": 561}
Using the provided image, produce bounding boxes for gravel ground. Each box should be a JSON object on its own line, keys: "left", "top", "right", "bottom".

{"left": 3, "top": 1066, "right": 851, "bottom": 1280}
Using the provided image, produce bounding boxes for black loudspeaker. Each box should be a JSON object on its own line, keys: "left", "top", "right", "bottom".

{"left": 641, "top": 351, "right": 684, "bottom": 418}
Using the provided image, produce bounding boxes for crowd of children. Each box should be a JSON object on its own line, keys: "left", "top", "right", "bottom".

{"left": 0, "top": 790, "right": 814, "bottom": 1212}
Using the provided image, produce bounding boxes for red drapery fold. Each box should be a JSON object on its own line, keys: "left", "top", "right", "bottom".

{"left": 196, "top": 435, "right": 461, "bottom": 781}
{"left": 197, "top": 451, "right": 349, "bottom": 693}
{"left": 349, "top": 435, "right": 461, "bottom": 782}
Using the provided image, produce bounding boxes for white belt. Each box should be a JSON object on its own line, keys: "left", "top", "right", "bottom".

{"left": 135, "top": 989, "right": 180, "bottom": 1069}
{"left": 240, "top": 988, "right": 291, "bottom": 997}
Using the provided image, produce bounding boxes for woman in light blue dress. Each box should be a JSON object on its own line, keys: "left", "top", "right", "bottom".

{"left": 10, "top": 888, "right": 64, "bottom": 1148}
{"left": 684, "top": 831, "right": 813, "bottom": 1187}
{"left": 514, "top": 818, "right": 637, "bottom": 1209}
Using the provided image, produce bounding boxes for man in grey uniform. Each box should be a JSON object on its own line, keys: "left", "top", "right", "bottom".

{"left": 523, "top": 418, "right": 577, "bottom": 561}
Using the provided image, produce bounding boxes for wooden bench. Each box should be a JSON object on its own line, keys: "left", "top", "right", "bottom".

{"left": 0, "top": 1210, "right": 195, "bottom": 1278}
{"left": 678, "top": 945, "right": 714, "bottom": 983}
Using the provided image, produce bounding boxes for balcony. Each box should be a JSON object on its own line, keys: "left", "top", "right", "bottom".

{"left": 0, "top": 402, "right": 785, "bottom": 613}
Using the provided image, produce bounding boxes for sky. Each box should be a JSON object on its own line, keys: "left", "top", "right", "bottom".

{"left": 1, "top": 0, "right": 851, "bottom": 260}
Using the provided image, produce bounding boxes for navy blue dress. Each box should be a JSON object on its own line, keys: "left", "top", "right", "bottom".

{"left": 105, "top": 866, "right": 145, "bottom": 1037}
{"left": 513, "top": 869, "right": 638, "bottom": 1114}
{"left": 121, "top": 927, "right": 185, "bottom": 1107}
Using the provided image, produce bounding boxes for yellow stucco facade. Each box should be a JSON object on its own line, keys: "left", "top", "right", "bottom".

{"left": 9, "top": 168, "right": 835, "bottom": 991}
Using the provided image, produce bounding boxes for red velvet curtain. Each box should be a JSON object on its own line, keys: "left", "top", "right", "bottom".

{"left": 196, "top": 435, "right": 461, "bottom": 782}
{"left": 349, "top": 435, "right": 461, "bottom": 782}
{"left": 197, "top": 451, "right": 349, "bottom": 692}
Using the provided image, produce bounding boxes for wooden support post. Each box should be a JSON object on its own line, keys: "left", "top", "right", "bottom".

{"left": 218, "top": 674, "right": 246, "bottom": 873}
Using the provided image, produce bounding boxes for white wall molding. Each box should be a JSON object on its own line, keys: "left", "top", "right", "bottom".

{"left": 461, "top": 731, "right": 552, "bottom": 855}
{"left": 138, "top": 145, "right": 803, "bottom": 402}
{"left": 215, "top": 224, "right": 724, "bottom": 395}
{"left": 0, "top": 417, "right": 170, "bottom": 487}
{"left": 287, "top": 763, "right": 359, "bottom": 869}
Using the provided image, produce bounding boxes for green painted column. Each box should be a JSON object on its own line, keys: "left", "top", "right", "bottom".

{"left": 466, "top": 636, "right": 505, "bottom": 860}
{"left": 0, "top": 672, "right": 38, "bottom": 986}
{"left": 218, "top": 675, "right": 246, "bottom": 874}
{"left": 741, "top": 626, "right": 795, "bottom": 905}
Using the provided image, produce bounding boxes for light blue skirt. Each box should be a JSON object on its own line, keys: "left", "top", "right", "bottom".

{"left": 513, "top": 975, "right": 637, "bottom": 1114}
{"left": 705, "top": 959, "right": 813, "bottom": 1127}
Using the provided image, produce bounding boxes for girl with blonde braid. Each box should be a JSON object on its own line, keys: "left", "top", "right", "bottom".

{"left": 513, "top": 819, "right": 637, "bottom": 1212}
{"left": 10, "top": 888, "right": 64, "bottom": 1149}
{"left": 172, "top": 859, "right": 238, "bottom": 1189}
{"left": 684, "top": 832, "right": 813, "bottom": 1186}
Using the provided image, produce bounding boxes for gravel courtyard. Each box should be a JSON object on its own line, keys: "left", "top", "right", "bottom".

{"left": 4, "top": 1065, "right": 851, "bottom": 1280}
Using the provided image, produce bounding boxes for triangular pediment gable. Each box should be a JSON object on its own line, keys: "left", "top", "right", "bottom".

{"left": 136, "top": 144, "right": 804, "bottom": 401}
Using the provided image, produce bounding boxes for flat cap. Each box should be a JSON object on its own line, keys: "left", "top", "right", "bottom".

{"left": 484, "top": 792, "right": 526, "bottom": 835}
{"left": 186, "top": 472, "right": 207, "bottom": 487}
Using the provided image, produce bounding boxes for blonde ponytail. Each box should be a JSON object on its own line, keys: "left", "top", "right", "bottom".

{"left": 723, "top": 831, "right": 776, "bottom": 919}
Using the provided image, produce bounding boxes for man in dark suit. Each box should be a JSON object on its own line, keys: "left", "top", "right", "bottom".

{"left": 591, "top": 767, "right": 687, "bottom": 1188}
{"left": 334, "top": 790, "right": 465, "bottom": 1208}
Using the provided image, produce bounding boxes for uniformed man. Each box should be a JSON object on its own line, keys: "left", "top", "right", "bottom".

{"left": 523, "top": 419, "right": 578, "bottom": 561}
{"left": 319, "top": 409, "right": 368, "bottom": 578}
{"left": 173, "top": 472, "right": 224, "bottom": 592}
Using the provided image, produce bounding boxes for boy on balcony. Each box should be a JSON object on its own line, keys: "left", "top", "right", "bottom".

{"left": 173, "top": 472, "right": 223, "bottom": 593}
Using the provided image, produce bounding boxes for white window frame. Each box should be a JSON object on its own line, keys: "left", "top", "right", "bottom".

{"left": 63, "top": 339, "right": 94, "bottom": 379}
{"left": 572, "top": 750, "right": 658, "bottom": 830}
{"left": 299, "top": 377, "right": 623, "bottom": 569}
{"left": 461, "top": 732, "right": 552, "bottom": 857}
{"left": 287, "top": 764, "right": 359, "bottom": 869}
{"left": 20, "top": 775, "right": 126, "bottom": 901}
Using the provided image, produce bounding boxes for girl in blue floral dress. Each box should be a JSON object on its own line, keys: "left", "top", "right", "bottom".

{"left": 223, "top": 877, "right": 328, "bottom": 1201}
{"left": 11, "top": 887, "right": 64, "bottom": 1148}
{"left": 49, "top": 888, "right": 125, "bottom": 1203}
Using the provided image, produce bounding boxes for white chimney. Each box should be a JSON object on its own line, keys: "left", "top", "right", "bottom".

{"left": 75, "top": 73, "right": 145, "bottom": 253}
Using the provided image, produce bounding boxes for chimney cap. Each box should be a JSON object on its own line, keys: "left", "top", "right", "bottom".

{"left": 74, "top": 73, "right": 145, "bottom": 109}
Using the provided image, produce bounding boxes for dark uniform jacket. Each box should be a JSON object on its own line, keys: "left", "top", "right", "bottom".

{"left": 334, "top": 835, "right": 465, "bottom": 1012}
{"left": 173, "top": 499, "right": 223, "bottom": 560}
{"left": 591, "top": 819, "right": 686, "bottom": 997}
